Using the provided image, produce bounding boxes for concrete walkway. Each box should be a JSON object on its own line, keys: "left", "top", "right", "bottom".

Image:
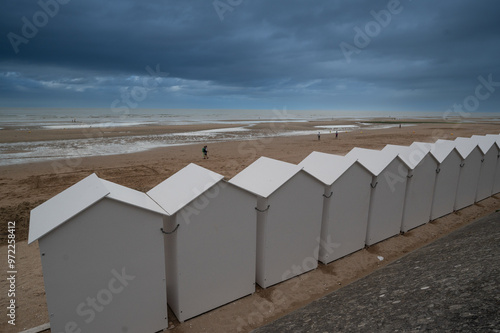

{"left": 253, "top": 211, "right": 500, "bottom": 332}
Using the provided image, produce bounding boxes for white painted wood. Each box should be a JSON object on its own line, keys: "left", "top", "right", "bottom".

{"left": 454, "top": 137, "right": 479, "bottom": 160}
{"left": 164, "top": 182, "right": 256, "bottom": 322}
{"left": 486, "top": 134, "right": 500, "bottom": 194}
{"left": 431, "top": 140, "right": 458, "bottom": 163}
{"left": 411, "top": 141, "right": 436, "bottom": 159}
{"left": 454, "top": 146, "right": 482, "bottom": 210}
{"left": 321, "top": 163, "right": 372, "bottom": 263}
{"left": 28, "top": 174, "right": 109, "bottom": 243}
{"left": 39, "top": 198, "right": 168, "bottom": 333}
{"left": 100, "top": 179, "right": 167, "bottom": 215}
{"left": 299, "top": 151, "right": 358, "bottom": 185}
{"left": 383, "top": 144, "right": 427, "bottom": 169}
{"left": 476, "top": 146, "right": 497, "bottom": 201}
{"left": 430, "top": 149, "right": 462, "bottom": 220}
{"left": 346, "top": 147, "right": 399, "bottom": 176}
{"left": 400, "top": 153, "right": 438, "bottom": 232}
{"left": 149, "top": 164, "right": 256, "bottom": 322}
{"left": 229, "top": 156, "right": 302, "bottom": 198}
{"left": 383, "top": 144, "right": 438, "bottom": 232}
{"left": 147, "top": 163, "right": 224, "bottom": 215}
{"left": 299, "top": 152, "right": 372, "bottom": 264}
{"left": 253, "top": 171, "right": 324, "bottom": 288}
{"left": 365, "top": 158, "right": 407, "bottom": 246}
{"left": 471, "top": 135, "right": 496, "bottom": 155}
{"left": 255, "top": 196, "right": 269, "bottom": 288}
{"left": 231, "top": 157, "right": 324, "bottom": 288}
{"left": 345, "top": 147, "right": 407, "bottom": 245}
{"left": 470, "top": 135, "right": 497, "bottom": 201}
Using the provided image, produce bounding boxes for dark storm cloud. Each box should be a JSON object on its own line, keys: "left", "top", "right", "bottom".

{"left": 1, "top": 0, "right": 499, "bottom": 110}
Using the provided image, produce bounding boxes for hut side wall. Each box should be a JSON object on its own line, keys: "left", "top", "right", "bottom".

{"left": 164, "top": 214, "right": 179, "bottom": 321}
{"left": 430, "top": 150, "right": 461, "bottom": 220}
{"left": 366, "top": 159, "right": 407, "bottom": 246}
{"left": 257, "top": 172, "right": 323, "bottom": 288}
{"left": 401, "top": 155, "right": 437, "bottom": 232}
{"left": 39, "top": 199, "right": 167, "bottom": 333}
{"left": 492, "top": 147, "right": 500, "bottom": 194}
{"left": 168, "top": 183, "right": 256, "bottom": 322}
{"left": 320, "top": 163, "right": 371, "bottom": 264}
{"left": 476, "top": 147, "right": 497, "bottom": 201}
{"left": 256, "top": 195, "right": 269, "bottom": 288}
{"left": 318, "top": 184, "right": 332, "bottom": 264}
{"left": 455, "top": 148, "right": 482, "bottom": 210}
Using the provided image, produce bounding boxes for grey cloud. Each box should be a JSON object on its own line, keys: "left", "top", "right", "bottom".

{"left": 0, "top": 0, "right": 499, "bottom": 110}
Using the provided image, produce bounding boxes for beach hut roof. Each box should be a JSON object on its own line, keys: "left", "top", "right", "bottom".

{"left": 147, "top": 163, "right": 224, "bottom": 215}
{"left": 410, "top": 141, "right": 447, "bottom": 163}
{"left": 345, "top": 147, "right": 398, "bottom": 176}
{"left": 454, "top": 137, "right": 480, "bottom": 159}
{"left": 228, "top": 156, "right": 302, "bottom": 198}
{"left": 470, "top": 135, "right": 497, "bottom": 154}
{"left": 298, "top": 151, "right": 360, "bottom": 185}
{"left": 486, "top": 134, "right": 500, "bottom": 149}
{"left": 382, "top": 144, "right": 430, "bottom": 170}
{"left": 100, "top": 179, "right": 168, "bottom": 214}
{"left": 424, "top": 140, "right": 458, "bottom": 164}
{"left": 28, "top": 173, "right": 167, "bottom": 244}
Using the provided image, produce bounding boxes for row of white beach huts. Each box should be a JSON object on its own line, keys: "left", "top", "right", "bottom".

{"left": 29, "top": 134, "right": 500, "bottom": 332}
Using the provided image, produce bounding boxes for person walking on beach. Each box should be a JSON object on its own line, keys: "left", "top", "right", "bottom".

{"left": 318, "top": 132, "right": 321, "bottom": 140}
{"left": 202, "top": 145, "right": 208, "bottom": 159}
{"left": 335, "top": 130, "right": 338, "bottom": 139}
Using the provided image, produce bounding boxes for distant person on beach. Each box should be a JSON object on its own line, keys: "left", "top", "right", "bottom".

{"left": 318, "top": 132, "right": 321, "bottom": 140}
{"left": 336, "top": 131, "right": 338, "bottom": 138}
{"left": 202, "top": 145, "right": 208, "bottom": 159}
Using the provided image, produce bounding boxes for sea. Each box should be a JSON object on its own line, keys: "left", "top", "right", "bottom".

{"left": 0, "top": 108, "right": 498, "bottom": 167}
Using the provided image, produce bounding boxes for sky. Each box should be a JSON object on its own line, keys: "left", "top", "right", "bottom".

{"left": 1, "top": 0, "right": 500, "bottom": 113}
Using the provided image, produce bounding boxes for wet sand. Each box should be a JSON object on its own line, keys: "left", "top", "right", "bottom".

{"left": 1, "top": 119, "right": 500, "bottom": 332}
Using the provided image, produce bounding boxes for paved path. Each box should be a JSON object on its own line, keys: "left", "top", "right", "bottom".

{"left": 253, "top": 211, "right": 500, "bottom": 332}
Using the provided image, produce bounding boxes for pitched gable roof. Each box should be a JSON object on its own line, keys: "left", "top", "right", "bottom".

{"left": 29, "top": 174, "right": 108, "bottom": 244}
{"left": 28, "top": 174, "right": 166, "bottom": 244}
{"left": 454, "top": 137, "right": 480, "bottom": 159}
{"left": 345, "top": 147, "right": 398, "bottom": 176}
{"left": 147, "top": 163, "right": 224, "bottom": 215}
{"left": 383, "top": 144, "right": 432, "bottom": 170}
{"left": 299, "top": 151, "right": 362, "bottom": 185}
{"left": 428, "top": 140, "right": 460, "bottom": 163}
{"left": 470, "top": 135, "right": 496, "bottom": 154}
{"left": 229, "top": 156, "right": 302, "bottom": 198}
{"left": 485, "top": 134, "right": 500, "bottom": 149}
{"left": 100, "top": 179, "right": 167, "bottom": 215}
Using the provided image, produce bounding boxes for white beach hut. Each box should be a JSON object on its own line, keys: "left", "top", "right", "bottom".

{"left": 229, "top": 157, "right": 324, "bottom": 288}
{"left": 147, "top": 163, "right": 256, "bottom": 322}
{"left": 382, "top": 143, "right": 438, "bottom": 232}
{"left": 298, "top": 151, "right": 372, "bottom": 264}
{"left": 453, "top": 137, "right": 482, "bottom": 210}
{"left": 486, "top": 134, "right": 500, "bottom": 194}
{"left": 470, "top": 135, "right": 498, "bottom": 201}
{"left": 414, "top": 140, "right": 462, "bottom": 220}
{"left": 345, "top": 148, "right": 407, "bottom": 246}
{"left": 28, "top": 174, "right": 168, "bottom": 333}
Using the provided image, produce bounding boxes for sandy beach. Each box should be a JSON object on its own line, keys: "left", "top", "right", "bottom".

{"left": 1, "top": 119, "right": 500, "bottom": 332}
